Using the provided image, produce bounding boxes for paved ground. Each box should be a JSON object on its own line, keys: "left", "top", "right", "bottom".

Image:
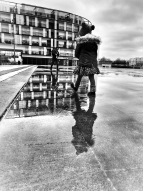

{"left": 0, "top": 66, "right": 143, "bottom": 191}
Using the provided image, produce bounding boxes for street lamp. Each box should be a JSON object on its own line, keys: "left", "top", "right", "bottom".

{"left": 12, "top": 3, "right": 17, "bottom": 63}
{"left": 12, "top": 19, "right": 15, "bottom": 62}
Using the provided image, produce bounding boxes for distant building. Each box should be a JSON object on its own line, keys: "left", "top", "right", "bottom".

{"left": 99, "top": 58, "right": 112, "bottom": 68}
{"left": 129, "top": 58, "right": 143, "bottom": 68}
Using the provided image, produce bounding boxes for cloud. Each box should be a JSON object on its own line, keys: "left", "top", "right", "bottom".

{"left": 12, "top": 0, "right": 143, "bottom": 60}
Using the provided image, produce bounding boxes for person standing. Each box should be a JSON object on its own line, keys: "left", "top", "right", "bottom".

{"left": 51, "top": 47, "right": 59, "bottom": 71}
{"left": 71, "top": 22, "right": 101, "bottom": 96}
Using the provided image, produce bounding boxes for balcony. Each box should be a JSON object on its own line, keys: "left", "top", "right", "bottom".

{"left": 60, "top": 53, "right": 73, "bottom": 57}
{"left": 58, "top": 26, "right": 64, "bottom": 30}
{"left": 0, "top": 18, "right": 11, "bottom": 23}
{"left": 22, "top": 40, "right": 29, "bottom": 45}
{"left": 32, "top": 41, "right": 39, "bottom": 46}
{"left": 65, "top": 16, "right": 72, "bottom": 23}
{"left": 10, "top": 8, "right": 17, "bottom": 13}
{"left": 74, "top": 28, "right": 78, "bottom": 33}
{"left": 66, "top": 27, "right": 72, "bottom": 32}
{"left": 58, "top": 16, "right": 66, "bottom": 21}
{"left": 36, "top": 12, "right": 47, "bottom": 18}
{"left": 41, "top": 42, "right": 47, "bottom": 47}
{"left": 22, "top": 31, "right": 30, "bottom": 35}
{"left": 75, "top": 19, "right": 78, "bottom": 24}
{"left": 57, "top": 35, "right": 66, "bottom": 40}
{"left": 47, "top": 43, "right": 51, "bottom": 47}
{"left": 38, "top": 23, "right": 46, "bottom": 28}
{"left": 68, "top": 37, "right": 72, "bottom": 40}
{"left": 1, "top": 28, "right": 9, "bottom": 33}
{"left": 32, "top": 51, "right": 40, "bottom": 55}
{"left": 29, "top": 22, "right": 35, "bottom": 27}
{"left": 68, "top": 45, "right": 74, "bottom": 49}
{"left": 5, "top": 39, "right": 13, "bottom": 44}
{"left": 33, "top": 32, "right": 43, "bottom": 36}
{"left": 20, "top": 9, "right": 35, "bottom": 16}
{"left": 48, "top": 14, "right": 55, "bottom": 19}
{"left": 58, "top": 44, "right": 66, "bottom": 48}
{"left": 39, "top": 51, "right": 44, "bottom": 55}
{"left": 23, "top": 50, "right": 29, "bottom": 54}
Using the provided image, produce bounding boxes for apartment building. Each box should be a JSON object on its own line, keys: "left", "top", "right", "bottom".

{"left": 129, "top": 57, "right": 143, "bottom": 68}
{"left": 0, "top": 0, "right": 91, "bottom": 65}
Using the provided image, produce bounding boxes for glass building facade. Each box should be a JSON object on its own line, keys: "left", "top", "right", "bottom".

{"left": 0, "top": 0, "right": 92, "bottom": 65}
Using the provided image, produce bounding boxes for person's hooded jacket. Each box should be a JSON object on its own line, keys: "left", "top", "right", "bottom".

{"left": 75, "top": 22, "right": 101, "bottom": 68}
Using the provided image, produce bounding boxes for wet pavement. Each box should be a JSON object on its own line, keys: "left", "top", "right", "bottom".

{"left": 0, "top": 66, "right": 143, "bottom": 190}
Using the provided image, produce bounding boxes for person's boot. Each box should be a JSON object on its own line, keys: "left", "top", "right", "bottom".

{"left": 87, "top": 85, "right": 96, "bottom": 96}
{"left": 87, "top": 92, "right": 96, "bottom": 96}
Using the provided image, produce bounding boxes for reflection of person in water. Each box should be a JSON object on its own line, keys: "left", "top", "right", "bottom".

{"left": 51, "top": 47, "right": 59, "bottom": 71}
{"left": 50, "top": 68, "right": 59, "bottom": 90}
{"left": 71, "top": 94, "right": 97, "bottom": 155}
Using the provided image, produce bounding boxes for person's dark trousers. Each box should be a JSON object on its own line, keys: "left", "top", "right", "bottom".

{"left": 51, "top": 59, "right": 59, "bottom": 71}
{"left": 72, "top": 74, "right": 96, "bottom": 92}
{"left": 51, "top": 59, "right": 55, "bottom": 70}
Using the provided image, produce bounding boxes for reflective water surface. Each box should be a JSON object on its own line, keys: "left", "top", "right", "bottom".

{"left": 1, "top": 66, "right": 143, "bottom": 190}
{"left": 6, "top": 66, "right": 89, "bottom": 119}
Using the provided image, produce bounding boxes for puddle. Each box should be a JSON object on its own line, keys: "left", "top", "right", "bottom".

{"left": 5, "top": 67, "right": 90, "bottom": 119}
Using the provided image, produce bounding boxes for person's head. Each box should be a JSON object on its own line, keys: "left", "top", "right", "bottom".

{"left": 79, "top": 22, "right": 95, "bottom": 36}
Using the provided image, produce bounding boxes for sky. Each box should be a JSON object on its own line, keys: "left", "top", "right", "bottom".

{"left": 11, "top": 0, "right": 143, "bottom": 60}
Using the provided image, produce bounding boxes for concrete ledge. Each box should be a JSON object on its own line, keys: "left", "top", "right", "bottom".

{"left": 0, "top": 66, "right": 37, "bottom": 120}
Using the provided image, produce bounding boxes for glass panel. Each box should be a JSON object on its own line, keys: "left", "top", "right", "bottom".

{"left": 57, "top": 11, "right": 72, "bottom": 22}
{"left": 58, "top": 22, "right": 64, "bottom": 30}
{"left": 57, "top": 31, "right": 66, "bottom": 39}
{"left": 57, "top": 40, "right": 66, "bottom": 48}
{"left": 33, "top": 28, "right": 43, "bottom": 36}
{"left": 1, "top": 23, "right": 9, "bottom": 33}
{"left": 22, "top": 26, "right": 30, "bottom": 35}
{"left": 0, "top": 1, "right": 16, "bottom": 13}
{"left": 0, "top": 12, "right": 11, "bottom": 23}
{"left": 16, "top": 15, "right": 24, "bottom": 25}
{"left": 49, "top": 21, "right": 54, "bottom": 29}
{"left": 38, "top": 19, "right": 46, "bottom": 28}
{"left": 68, "top": 32, "right": 72, "bottom": 40}
{"left": 32, "top": 37, "right": 39, "bottom": 46}
{"left": 22, "top": 36, "right": 29, "bottom": 45}
{"left": 29, "top": 17, "right": 35, "bottom": 27}
{"left": 4, "top": 33, "right": 14, "bottom": 44}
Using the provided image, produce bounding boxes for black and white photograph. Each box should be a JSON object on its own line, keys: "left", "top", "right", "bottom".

{"left": 0, "top": 0, "right": 143, "bottom": 190}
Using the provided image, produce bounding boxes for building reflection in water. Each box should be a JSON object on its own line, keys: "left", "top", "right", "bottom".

{"left": 71, "top": 94, "right": 97, "bottom": 155}
{"left": 6, "top": 67, "right": 89, "bottom": 118}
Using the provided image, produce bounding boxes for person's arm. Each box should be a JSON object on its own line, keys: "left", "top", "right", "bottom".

{"left": 75, "top": 44, "right": 81, "bottom": 59}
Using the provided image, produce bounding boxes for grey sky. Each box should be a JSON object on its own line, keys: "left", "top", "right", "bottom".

{"left": 13, "top": 0, "right": 143, "bottom": 60}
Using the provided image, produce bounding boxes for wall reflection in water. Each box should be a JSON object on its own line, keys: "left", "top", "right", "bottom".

{"left": 71, "top": 94, "right": 97, "bottom": 155}
{"left": 6, "top": 68, "right": 89, "bottom": 118}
